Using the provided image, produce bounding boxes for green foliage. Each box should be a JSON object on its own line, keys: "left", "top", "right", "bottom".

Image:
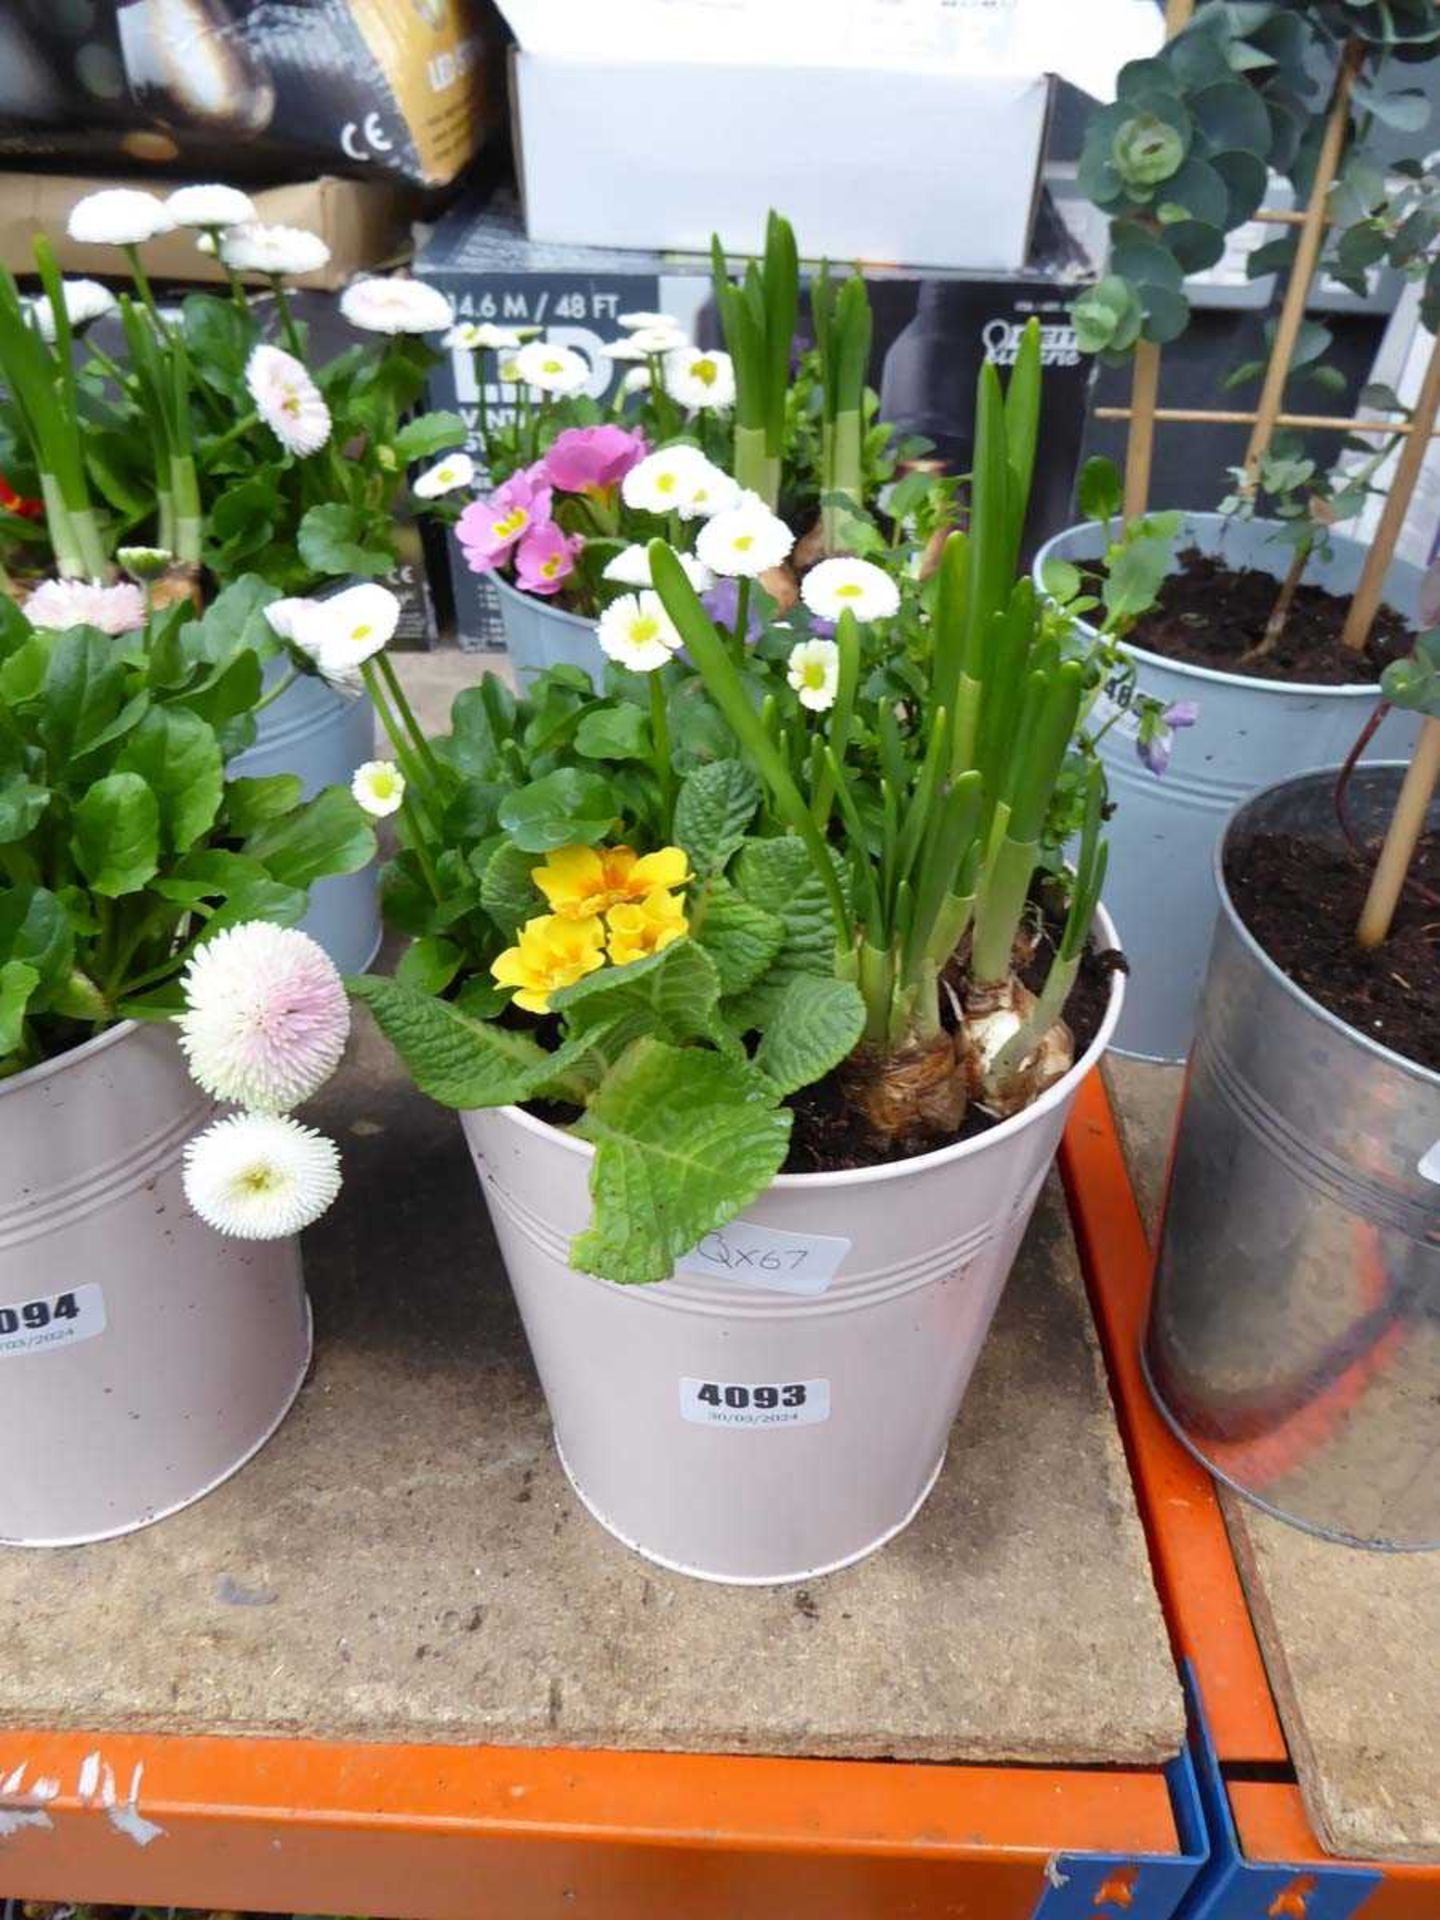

{"left": 1382, "top": 626, "right": 1440, "bottom": 715}
{"left": 0, "top": 589, "right": 375, "bottom": 1074}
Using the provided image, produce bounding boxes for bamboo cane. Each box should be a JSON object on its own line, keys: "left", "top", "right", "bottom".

{"left": 1243, "top": 39, "right": 1362, "bottom": 482}
{"left": 1098, "top": 406, "right": 1431, "bottom": 434}
{"left": 1356, "top": 715, "right": 1440, "bottom": 947}
{"left": 1340, "top": 328, "right": 1440, "bottom": 652}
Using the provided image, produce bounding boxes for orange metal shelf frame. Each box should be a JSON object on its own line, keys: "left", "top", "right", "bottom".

{"left": 1060, "top": 1070, "right": 1440, "bottom": 1914}
{"left": 0, "top": 1727, "right": 1180, "bottom": 1919}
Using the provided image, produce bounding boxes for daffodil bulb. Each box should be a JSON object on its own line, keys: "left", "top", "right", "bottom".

{"left": 290, "top": 583, "right": 402, "bottom": 686}
{"left": 799, "top": 556, "right": 901, "bottom": 624}
{"left": 695, "top": 500, "right": 795, "bottom": 578}
{"left": 513, "top": 339, "right": 590, "bottom": 397}
{"left": 664, "top": 347, "right": 735, "bottom": 412}
{"left": 786, "top": 637, "right": 842, "bottom": 712}
{"left": 245, "top": 343, "right": 332, "bottom": 457}
{"left": 444, "top": 320, "right": 522, "bottom": 351}
{"left": 183, "top": 1112, "right": 342, "bottom": 1240}
{"left": 352, "top": 759, "right": 406, "bottom": 818}
{"left": 67, "top": 187, "right": 173, "bottom": 247}
{"left": 26, "top": 278, "right": 117, "bottom": 343}
{"left": 178, "top": 922, "right": 351, "bottom": 1113}
{"left": 220, "top": 223, "right": 331, "bottom": 277}
{"left": 602, "top": 544, "right": 713, "bottom": 592}
{"left": 164, "top": 183, "right": 259, "bottom": 229}
{"left": 597, "top": 590, "right": 683, "bottom": 673}
{"left": 412, "top": 450, "right": 475, "bottom": 499}
{"left": 339, "top": 275, "right": 454, "bottom": 335}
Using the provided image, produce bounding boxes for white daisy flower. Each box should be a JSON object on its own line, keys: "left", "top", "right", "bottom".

{"left": 679, "top": 460, "right": 740, "bottom": 521}
{"left": 412, "top": 451, "right": 474, "bottom": 499}
{"left": 339, "top": 276, "right": 454, "bottom": 335}
{"left": 597, "top": 590, "right": 683, "bottom": 673}
{"left": 800, "top": 556, "right": 901, "bottom": 624}
{"left": 626, "top": 323, "right": 689, "bottom": 355}
{"left": 178, "top": 922, "right": 351, "bottom": 1113}
{"left": 67, "top": 188, "right": 173, "bottom": 247}
{"left": 598, "top": 337, "right": 650, "bottom": 364}
{"left": 164, "top": 184, "right": 258, "bottom": 229}
{"left": 444, "top": 320, "right": 522, "bottom": 350}
{"left": 263, "top": 597, "right": 309, "bottom": 643}
{"left": 26, "top": 279, "right": 117, "bottom": 342}
{"left": 291, "top": 583, "right": 402, "bottom": 685}
{"left": 195, "top": 233, "right": 218, "bottom": 256}
{"left": 25, "top": 577, "right": 146, "bottom": 635}
{"left": 619, "top": 311, "right": 682, "bottom": 331}
{"left": 664, "top": 347, "right": 735, "bottom": 412}
{"left": 513, "top": 339, "right": 590, "bottom": 397}
{"left": 245, "top": 343, "right": 332, "bottom": 458}
{"left": 696, "top": 500, "right": 795, "bottom": 578}
{"left": 351, "top": 759, "right": 406, "bottom": 818}
{"left": 497, "top": 356, "right": 521, "bottom": 383}
{"left": 183, "top": 1112, "right": 342, "bottom": 1240}
{"left": 220, "top": 223, "right": 331, "bottom": 277}
{"left": 786, "top": 637, "right": 842, "bottom": 712}
{"left": 602, "top": 544, "right": 714, "bottom": 591}
{"left": 620, "top": 366, "right": 653, "bottom": 394}
{"left": 620, "top": 444, "right": 710, "bottom": 516}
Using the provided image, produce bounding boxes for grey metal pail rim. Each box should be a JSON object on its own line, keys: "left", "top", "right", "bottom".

{"left": 488, "top": 904, "right": 1125, "bottom": 1191}
{"left": 0, "top": 1015, "right": 142, "bottom": 1102}
{"left": 1139, "top": 1343, "right": 1439, "bottom": 1553}
{"left": 491, "top": 570, "right": 598, "bottom": 633}
{"left": 1212, "top": 759, "right": 1440, "bottom": 1090}
{"left": 1040, "top": 516, "right": 1398, "bottom": 694}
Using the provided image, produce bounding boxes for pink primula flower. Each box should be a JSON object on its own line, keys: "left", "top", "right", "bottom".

{"left": 539, "top": 424, "right": 647, "bottom": 495}
{"left": 455, "top": 468, "right": 554, "bottom": 574}
{"left": 514, "top": 521, "right": 580, "bottom": 597}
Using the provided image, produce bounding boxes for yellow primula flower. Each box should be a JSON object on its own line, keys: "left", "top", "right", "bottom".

{"left": 606, "top": 888, "right": 688, "bottom": 968}
{"left": 533, "top": 843, "right": 689, "bottom": 920}
{"left": 491, "top": 912, "right": 606, "bottom": 1014}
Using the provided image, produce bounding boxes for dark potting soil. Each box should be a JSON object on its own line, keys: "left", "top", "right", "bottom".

{"left": 780, "top": 922, "right": 1124, "bottom": 1174}
{"left": 1225, "top": 828, "right": 1440, "bottom": 1071}
{"left": 1122, "top": 547, "right": 1411, "bottom": 686}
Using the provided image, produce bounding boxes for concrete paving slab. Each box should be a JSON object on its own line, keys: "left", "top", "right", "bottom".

{"left": 0, "top": 1008, "right": 1182, "bottom": 1766}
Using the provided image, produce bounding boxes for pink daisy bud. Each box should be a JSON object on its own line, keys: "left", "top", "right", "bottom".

{"left": 177, "top": 922, "right": 351, "bottom": 1113}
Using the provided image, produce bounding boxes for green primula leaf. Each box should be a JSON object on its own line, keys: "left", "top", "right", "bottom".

{"left": 498, "top": 769, "right": 618, "bottom": 853}
{"left": 571, "top": 1038, "right": 792, "bottom": 1286}
{"left": 392, "top": 410, "right": 469, "bottom": 462}
{"left": 752, "top": 974, "right": 867, "bottom": 1098}
{"left": 116, "top": 705, "right": 224, "bottom": 855}
{"left": 689, "top": 875, "right": 785, "bottom": 995}
{"left": 728, "top": 836, "right": 841, "bottom": 1027}
{"left": 0, "top": 959, "right": 38, "bottom": 1056}
{"left": 479, "top": 839, "right": 542, "bottom": 936}
{"left": 575, "top": 704, "right": 651, "bottom": 762}
{"left": 297, "top": 502, "right": 394, "bottom": 579}
{"left": 673, "top": 758, "right": 762, "bottom": 876}
{"left": 221, "top": 773, "right": 305, "bottom": 835}
{"left": 351, "top": 972, "right": 591, "bottom": 1109}
{"left": 71, "top": 772, "right": 161, "bottom": 897}
{"left": 0, "top": 885, "right": 72, "bottom": 998}
{"left": 396, "top": 935, "right": 465, "bottom": 995}
{"left": 244, "top": 785, "right": 377, "bottom": 889}
{"left": 551, "top": 937, "right": 725, "bottom": 1057}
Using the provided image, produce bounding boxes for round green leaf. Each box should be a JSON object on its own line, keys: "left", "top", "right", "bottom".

{"left": 497, "top": 768, "right": 619, "bottom": 852}
{"left": 1208, "top": 149, "right": 1269, "bottom": 227}
{"left": 1190, "top": 81, "right": 1272, "bottom": 158}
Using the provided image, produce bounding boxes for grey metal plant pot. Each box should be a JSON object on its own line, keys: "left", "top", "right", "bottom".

{"left": 231, "top": 667, "right": 381, "bottom": 975}
{"left": 491, "top": 571, "right": 604, "bottom": 687}
{"left": 1032, "top": 514, "right": 1420, "bottom": 1063}
{"left": 1145, "top": 764, "right": 1440, "bottom": 1551}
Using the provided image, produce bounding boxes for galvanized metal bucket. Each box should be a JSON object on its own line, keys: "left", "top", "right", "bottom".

{"left": 0, "top": 1020, "right": 312, "bottom": 1546}
{"left": 232, "top": 667, "right": 381, "bottom": 975}
{"left": 462, "top": 909, "right": 1125, "bottom": 1584}
{"left": 1032, "top": 514, "right": 1420, "bottom": 1064}
{"left": 492, "top": 572, "right": 604, "bottom": 687}
{"left": 1145, "top": 765, "right": 1440, "bottom": 1550}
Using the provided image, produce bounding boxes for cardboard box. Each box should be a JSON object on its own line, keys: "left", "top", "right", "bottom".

{"left": 494, "top": 0, "right": 1160, "bottom": 273}
{"left": 416, "top": 193, "right": 1096, "bottom": 652}
{"left": 0, "top": 174, "right": 418, "bottom": 290}
{"left": 0, "top": 0, "right": 502, "bottom": 191}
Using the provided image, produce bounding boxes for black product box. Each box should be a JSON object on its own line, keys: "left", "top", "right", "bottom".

{"left": 416, "top": 194, "right": 1095, "bottom": 653}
